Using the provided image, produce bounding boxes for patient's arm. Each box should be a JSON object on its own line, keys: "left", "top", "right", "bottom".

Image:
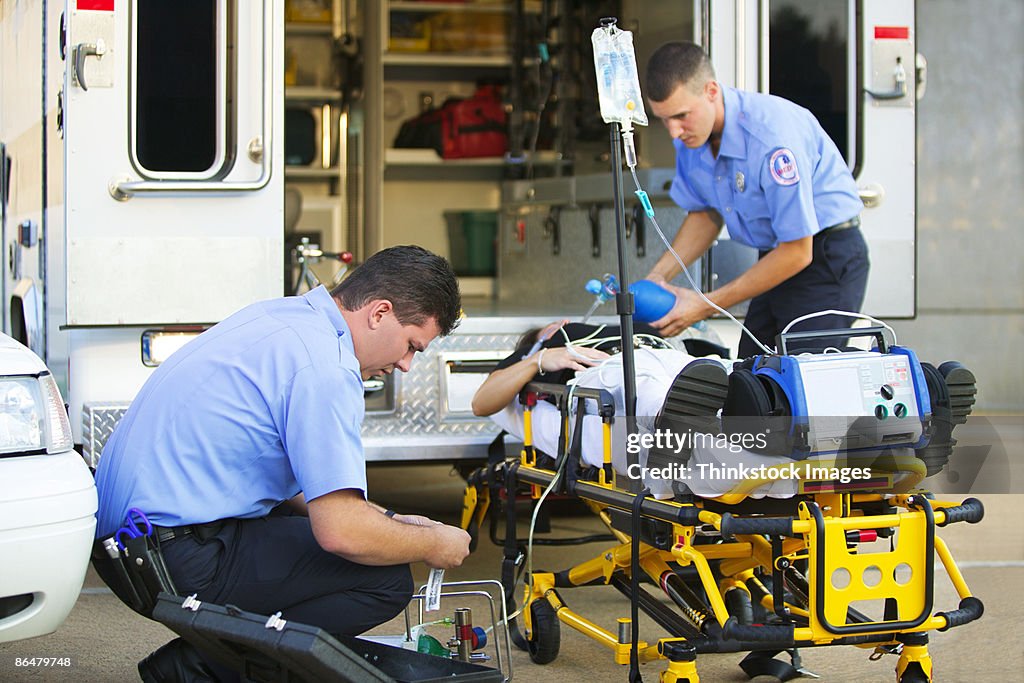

{"left": 472, "top": 346, "right": 608, "bottom": 417}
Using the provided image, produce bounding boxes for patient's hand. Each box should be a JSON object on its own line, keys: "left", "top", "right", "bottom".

{"left": 539, "top": 346, "right": 608, "bottom": 374}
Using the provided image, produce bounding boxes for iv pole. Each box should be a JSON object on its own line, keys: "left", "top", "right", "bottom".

{"left": 599, "top": 17, "right": 640, "bottom": 491}
{"left": 597, "top": 16, "right": 647, "bottom": 683}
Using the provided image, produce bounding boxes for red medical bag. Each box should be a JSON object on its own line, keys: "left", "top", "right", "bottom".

{"left": 394, "top": 85, "right": 507, "bottom": 159}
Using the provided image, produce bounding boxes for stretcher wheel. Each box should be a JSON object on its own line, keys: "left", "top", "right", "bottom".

{"left": 897, "top": 663, "right": 931, "bottom": 683}
{"left": 526, "top": 599, "right": 560, "bottom": 664}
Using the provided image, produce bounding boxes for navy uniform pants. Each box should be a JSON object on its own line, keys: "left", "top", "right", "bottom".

{"left": 131, "top": 514, "right": 412, "bottom": 681}
{"left": 159, "top": 514, "right": 414, "bottom": 636}
{"left": 739, "top": 225, "right": 870, "bottom": 359}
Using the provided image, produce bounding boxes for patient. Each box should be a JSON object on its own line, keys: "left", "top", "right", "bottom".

{"left": 474, "top": 321, "right": 719, "bottom": 498}
{"left": 473, "top": 320, "right": 702, "bottom": 417}
{"left": 471, "top": 320, "right": 610, "bottom": 418}
{"left": 473, "top": 322, "right": 917, "bottom": 500}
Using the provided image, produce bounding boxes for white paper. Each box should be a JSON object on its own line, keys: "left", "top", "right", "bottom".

{"left": 425, "top": 568, "right": 445, "bottom": 612}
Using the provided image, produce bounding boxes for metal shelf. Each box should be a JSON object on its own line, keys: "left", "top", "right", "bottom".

{"left": 285, "top": 167, "right": 342, "bottom": 180}
{"left": 385, "top": 148, "right": 565, "bottom": 166}
{"left": 285, "top": 22, "right": 333, "bottom": 35}
{"left": 389, "top": 1, "right": 540, "bottom": 14}
{"left": 382, "top": 52, "right": 511, "bottom": 68}
{"left": 385, "top": 149, "right": 496, "bottom": 166}
{"left": 285, "top": 86, "right": 343, "bottom": 102}
{"left": 384, "top": 149, "right": 568, "bottom": 181}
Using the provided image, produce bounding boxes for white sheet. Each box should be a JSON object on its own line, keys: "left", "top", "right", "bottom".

{"left": 491, "top": 349, "right": 912, "bottom": 498}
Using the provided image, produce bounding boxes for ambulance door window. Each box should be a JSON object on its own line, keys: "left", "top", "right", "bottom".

{"left": 134, "top": 0, "right": 219, "bottom": 174}
{"left": 768, "top": 0, "right": 855, "bottom": 171}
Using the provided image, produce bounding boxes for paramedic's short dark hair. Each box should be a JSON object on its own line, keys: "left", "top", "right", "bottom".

{"left": 332, "top": 245, "right": 462, "bottom": 336}
{"left": 645, "top": 41, "right": 716, "bottom": 102}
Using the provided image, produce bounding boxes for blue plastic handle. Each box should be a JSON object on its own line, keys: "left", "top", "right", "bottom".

{"left": 635, "top": 190, "right": 655, "bottom": 218}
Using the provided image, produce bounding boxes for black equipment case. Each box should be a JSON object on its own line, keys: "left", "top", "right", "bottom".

{"left": 152, "top": 593, "right": 503, "bottom": 683}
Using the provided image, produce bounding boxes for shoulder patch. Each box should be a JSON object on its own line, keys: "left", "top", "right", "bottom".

{"left": 768, "top": 148, "right": 800, "bottom": 186}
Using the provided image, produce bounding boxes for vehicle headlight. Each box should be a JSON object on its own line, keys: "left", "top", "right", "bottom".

{"left": 0, "top": 373, "right": 73, "bottom": 456}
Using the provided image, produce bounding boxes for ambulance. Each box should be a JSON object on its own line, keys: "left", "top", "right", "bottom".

{"left": 0, "top": 0, "right": 921, "bottom": 465}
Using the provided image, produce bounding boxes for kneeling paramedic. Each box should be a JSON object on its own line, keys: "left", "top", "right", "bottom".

{"left": 93, "top": 245, "right": 472, "bottom": 680}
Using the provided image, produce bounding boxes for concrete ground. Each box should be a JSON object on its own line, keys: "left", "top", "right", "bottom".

{"left": 1, "top": 468, "right": 1021, "bottom": 682}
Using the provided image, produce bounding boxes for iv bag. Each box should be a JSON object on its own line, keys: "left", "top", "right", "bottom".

{"left": 592, "top": 22, "right": 648, "bottom": 127}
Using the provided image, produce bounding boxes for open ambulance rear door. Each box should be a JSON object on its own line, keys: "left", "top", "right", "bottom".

{"left": 708, "top": 0, "right": 919, "bottom": 317}
{"left": 9, "top": 0, "right": 284, "bottom": 457}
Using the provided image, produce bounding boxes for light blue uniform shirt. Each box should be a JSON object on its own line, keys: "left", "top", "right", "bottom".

{"left": 94, "top": 286, "right": 366, "bottom": 537}
{"left": 669, "top": 86, "right": 863, "bottom": 250}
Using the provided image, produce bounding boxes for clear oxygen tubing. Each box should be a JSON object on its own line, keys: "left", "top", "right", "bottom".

{"left": 552, "top": 323, "right": 673, "bottom": 372}
{"left": 523, "top": 379, "right": 582, "bottom": 610}
{"left": 581, "top": 298, "right": 603, "bottom": 325}
{"left": 620, "top": 127, "right": 776, "bottom": 356}
{"left": 517, "top": 325, "right": 601, "bottom": 623}
{"left": 550, "top": 324, "right": 676, "bottom": 390}
{"left": 582, "top": 273, "right": 620, "bottom": 324}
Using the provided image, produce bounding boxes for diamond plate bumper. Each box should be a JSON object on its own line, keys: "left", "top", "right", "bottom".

{"left": 81, "top": 329, "right": 530, "bottom": 465}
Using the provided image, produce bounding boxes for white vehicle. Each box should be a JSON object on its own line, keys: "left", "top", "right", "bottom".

{"left": 0, "top": 333, "right": 96, "bottom": 643}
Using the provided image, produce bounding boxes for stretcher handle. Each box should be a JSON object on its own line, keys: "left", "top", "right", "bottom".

{"left": 719, "top": 513, "right": 795, "bottom": 539}
{"left": 722, "top": 617, "right": 795, "bottom": 644}
{"left": 937, "top": 596, "right": 984, "bottom": 631}
{"left": 522, "top": 381, "right": 615, "bottom": 415}
{"left": 935, "top": 497, "right": 984, "bottom": 526}
{"left": 776, "top": 325, "right": 889, "bottom": 356}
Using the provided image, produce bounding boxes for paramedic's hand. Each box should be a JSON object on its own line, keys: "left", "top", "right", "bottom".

{"left": 649, "top": 285, "right": 711, "bottom": 337}
{"left": 645, "top": 272, "right": 669, "bottom": 287}
{"left": 426, "top": 524, "right": 472, "bottom": 569}
{"left": 538, "top": 346, "right": 608, "bottom": 374}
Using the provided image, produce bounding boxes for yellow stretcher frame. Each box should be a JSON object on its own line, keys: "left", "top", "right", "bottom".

{"left": 462, "top": 383, "right": 985, "bottom": 683}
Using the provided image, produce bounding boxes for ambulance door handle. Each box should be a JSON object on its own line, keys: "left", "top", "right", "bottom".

{"left": 72, "top": 39, "right": 106, "bottom": 92}
{"left": 858, "top": 184, "right": 885, "bottom": 209}
{"left": 915, "top": 53, "right": 928, "bottom": 101}
{"left": 865, "top": 56, "right": 908, "bottom": 101}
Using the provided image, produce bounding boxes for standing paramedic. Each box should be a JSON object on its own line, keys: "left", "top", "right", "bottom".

{"left": 94, "top": 245, "right": 471, "bottom": 680}
{"left": 641, "top": 41, "right": 869, "bottom": 357}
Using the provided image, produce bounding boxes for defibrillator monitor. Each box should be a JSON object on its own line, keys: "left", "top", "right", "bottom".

{"left": 752, "top": 347, "right": 931, "bottom": 456}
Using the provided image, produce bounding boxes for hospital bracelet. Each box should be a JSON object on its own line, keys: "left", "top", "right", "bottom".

{"left": 536, "top": 348, "right": 547, "bottom": 375}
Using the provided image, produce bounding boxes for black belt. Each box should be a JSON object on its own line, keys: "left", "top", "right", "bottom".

{"left": 153, "top": 525, "right": 196, "bottom": 543}
{"left": 819, "top": 216, "right": 861, "bottom": 234}
{"left": 154, "top": 520, "right": 227, "bottom": 544}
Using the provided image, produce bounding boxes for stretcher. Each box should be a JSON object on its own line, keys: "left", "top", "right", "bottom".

{"left": 461, "top": 338, "right": 983, "bottom": 683}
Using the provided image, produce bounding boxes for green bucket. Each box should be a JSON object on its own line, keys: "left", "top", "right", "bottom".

{"left": 448, "top": 210, "right": 497, "bottom": 276}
